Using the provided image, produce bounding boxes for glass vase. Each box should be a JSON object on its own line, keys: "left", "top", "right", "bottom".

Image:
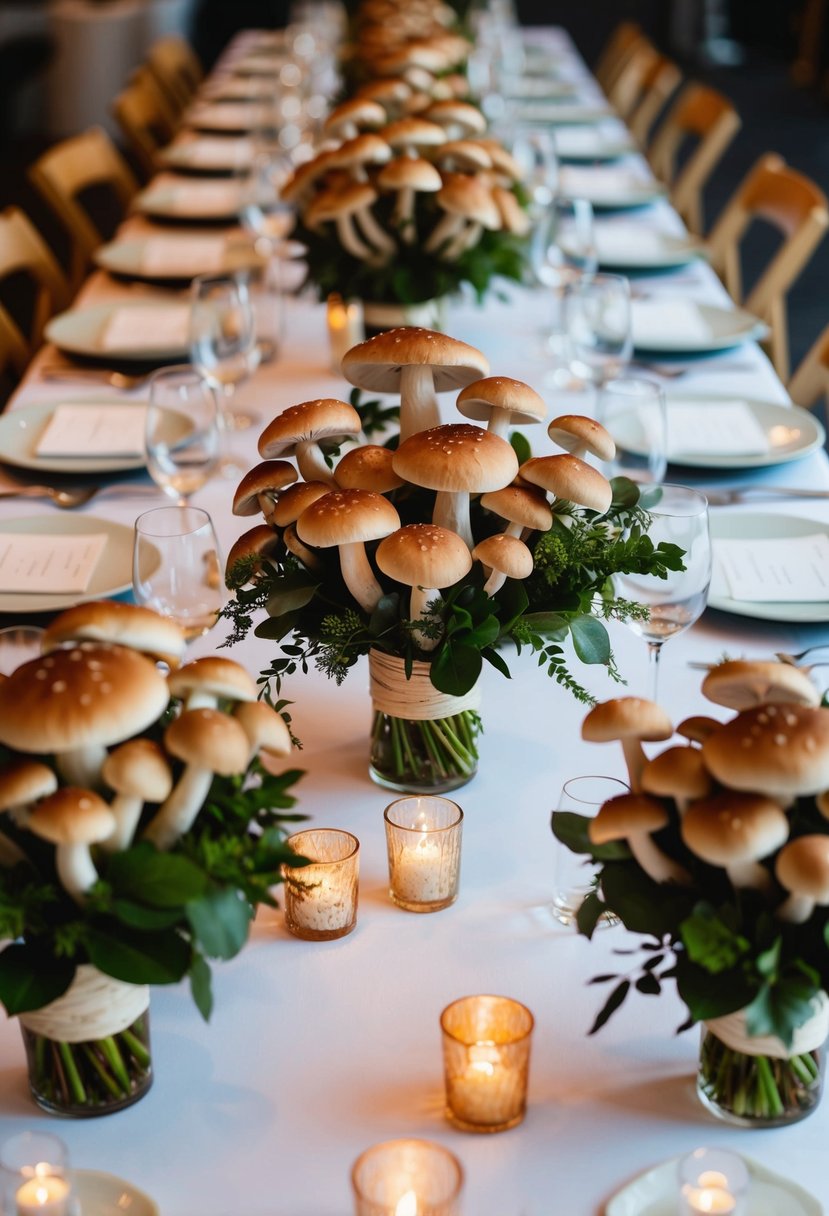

{"left": 697, "top": 1024, "right": 825, "bottom": 1128}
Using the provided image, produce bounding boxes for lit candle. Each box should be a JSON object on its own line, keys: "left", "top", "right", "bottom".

{"left": 283, "top": 828, "right": 360, "bottom": 941}
{"left": 327, "top": 294, "right": 364, "bottom": 372}
{"left": 441, "top": 995, "right": 534, "bottom": 1133}
{"left": 682, "top": 1186, "right": 737, "bottom": 1215}
{"left": 351, "top": 1138, "right": 463, "bottom": 1216}
{"left": 678, "top": 1148, "right": 748, "bottom": 1216}
{"left": 395, "top": 1191, "right": 417, "bottom": 1216}
{"left": 384, "top": 797, "right": 463, "bottom": 913}
{"left": 16, "top": 1176, "right": 71, "bottom": 1216}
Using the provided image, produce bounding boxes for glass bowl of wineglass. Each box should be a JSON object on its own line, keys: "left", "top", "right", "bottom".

{"left": 133, "top": 506, "right": 225, "bottom": 643}
{"left": 145, "top": 366, "right": 220, "bottom": 505}
{"left": 563, "top": 271, "right": 632, "bottom": 397}
{"left": 189, "top": 273, "right": 260, "bottom": 434}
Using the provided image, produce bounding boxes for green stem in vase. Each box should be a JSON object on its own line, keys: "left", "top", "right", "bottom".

{"left": 81, "top": 1045, "right": 124, "bottom": 1100}
{"left": 99, "top": 1035, "right": 131, "bottom": 1093}
{"left": 58, "top": 1041, "right": 87, "bottom": 1105}
{"left": 121, "top": 1026, "right": 151, "bottom": 1069}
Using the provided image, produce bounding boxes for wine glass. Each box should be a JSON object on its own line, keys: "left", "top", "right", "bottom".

{"left": 238, "top": 142, "right": 294, "bottom": 254}
{"left": 529, "top": 197, "right": 596, "bottom": 291}
{"left": 551, "top": 775, "right": 628, "bottom": 928}
{"left": 145, "top": 366, "right": 220, "bottom": 505}
{"left": 189, "top": 273, "right": 260, "bottom": 433}
{"left": 615, "top": 485, "right": 711, "bottom": 700}
{"left": 564, "top": 271, "right": 632, "bottom": 395}
{"left": 596, "top": 376, "right": 668, "bottom": 485}
{"left": 512, "top": 129, "right": 559, "bottom": 211}
{"left": 133, "top": 506, "right": 225, "bottom": 642}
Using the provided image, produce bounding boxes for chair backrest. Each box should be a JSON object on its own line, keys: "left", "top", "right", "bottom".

{"left": 788, "top": 322, "right": 829, "bottom": 410}
{"left": 0, "top": 303, "right": 31, "bottom": 392}
{"left": 594, "top": 21, "right": 643, "bottom": 93}
{"left": 146, "top": 35, "right": 203, "bottom": 115}
{"left": 113, "top": 69, "right": 178, "bottom": 180}
{"left": 628, "top": 54, "right": 682, "bottom": 146}
{"left": 28, "top": 127, "right": 139, "bottom": 290}
{"left": 607, "top": 39, "right": 661, "bottom": 120}
{"left": 0, "top": 206, "right": 71, "bottom": 354}
{"left": 707, "top": 153, "right": 829, "bottom": 380}
{"left": 649, "top": 82, "right": 741, "bottom": 233}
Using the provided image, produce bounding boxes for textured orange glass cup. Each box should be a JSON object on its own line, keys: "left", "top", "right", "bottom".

{"left": 351, "top": 1138, "right": 463, "bottom": 1216}
{"left": 440, "top": 994, "right": 534, "bottom": 1133}
{"left": 282, "top": 828, "right": 359, "bottom": 941}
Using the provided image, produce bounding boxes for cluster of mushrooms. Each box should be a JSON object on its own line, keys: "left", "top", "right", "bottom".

{"left": 0, "top": 602, "right": 291, "bottom": 904}
{"left": 582, "top": 660, "right": 829, "bottom": 923}
{"left": 347, "top": 0, "right": 471, "bottom": 104}
{"left": 228, "top": 325, "right": 616, "bottom": 650}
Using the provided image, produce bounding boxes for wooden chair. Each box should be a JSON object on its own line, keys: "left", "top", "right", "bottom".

{"left": 607, "top": 39, "right": 663, "bottom": 120}
{"left": 0, "top": 206, "right": 71, "bottom": 355}
{"left": 594, "top": 21, "right": 644, "bottom": 94}
{"left": 649, "top": 82, "right": 741, "bottom": 234}
{"left": 707, "top": 153, "right": 829, "bottom": 380}
{"left": 146, "top": 35, "right": 203, "bottom": 115}
{"left": 28, "top": 128, "right": 139, "bottom": 290}
{"left": 628, "top": 54, "right": 682, "bottom": 146}
{"left": 789, "top": 322, "right": 829, "bottom": 411}
{"left": 113, "top": 69, "right": 179, "bottom": 180}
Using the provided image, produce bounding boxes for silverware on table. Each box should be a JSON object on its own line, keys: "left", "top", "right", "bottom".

{"left": 703, "top": 486, "right": 829, "bottom": 506}
{"left": 629, "top": 359, "right": 756, "bottom": 379}
{"left": 0, "top": 484, "right": 100, "bottom": 509}
{"left": 39, "top": 368, "right": 152, "bottom": 391}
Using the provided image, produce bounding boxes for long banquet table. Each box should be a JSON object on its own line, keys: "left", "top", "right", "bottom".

{"left": 1, "top": 25, "right": 829, "bottom": 1216}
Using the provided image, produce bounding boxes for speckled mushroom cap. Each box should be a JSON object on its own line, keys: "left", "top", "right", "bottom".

{"left": 582, "top": 697, "right": 673, "bottom": 744}
{"left": 28, "top": 788, "right": 114, "bottom": 845}
{"left": 296, "top": 489, "right": 401, "bottom": 548}
{"left": 702, "top": 660, "right": 820, "bottom": 711}
{"left": 392, "top": 423, "right": 518, "bottom": 493}
{"left": 456, "top": 377, "right": 547, "bottom": 428}
{"left": 676, "top": 715, "right": 722, "bottom": 744}
{"left": 226, "top": 525, "right": 282, "bottom": 577}
{"left": 480, "top": 485, "right": 553, "bottom": 533}
{"left": 0, "top": 644, "right": 169, "bottom": 754}
{"left": 270, "top": 482, "right": 331, "bottom": 527}
{"left": 42, "top": 601, "right": 186, "bottom": 669}
{"left": 335, "top": 446, "right": 404, "bottom": 493}
{"left": 323, "top": 98, "right": 386, "bottom": 136}
{"left": 167, "top": 657, "right": 257, "bottom": 705}
{"left": 702, "top": 705, "right": 829, "bottom": 798}
{"left": 102, "top": 739, "right": 172, "bottom": 802}
{"left": 472, "top": 533, "right": 533, "bottom": 580}
{"left": 377, "top": 157, "right": 442, "bottom": 192}
{"left": 519, "top": 454, "right": 613, "bottom": 514}
{"left": 232, "top": 461, "right": 297, "bottom": 516}
{"left": 164, "top": 708, "right": 250, "bottom": 776}
{"left": 376, "top": 523, "right": 471, "bottom": 588}
{"left": 641, "top": 745, "right": 713, "bottom": 802}
{"left": 547, "top": 415, "right": 616, "bottom": 462}
{"left": 589, "top": 793, "right": 668, "bottom": 845}
{"left": 776, "top": 836, "right": 829, "bottom": 902}
{"left": 258, "top": 399, "right": 362, "bottom": 461}
{"left": 341, "top": 327, "right": 489, "bottom": 395}
{"left": 681, "top": 792, "right": 789, "bottom": 866}
{"left": 0, "top": 760, "right": 57, "bottom": 812}
{"left": 233, "top": 700, "right": 292, "bottom": 758}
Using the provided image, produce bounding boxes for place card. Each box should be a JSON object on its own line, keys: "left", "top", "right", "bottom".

{"left": 716, "top": 533, "right": 829, "bottom": 602}
{"left": 189, "top": 102, "right": 264, "bottom": 129}
{"left": 140, "top": 236, "right": 227, "bottom": 276}
{"left": 179, "top": 137, "right": 254, "bottom": 168}
{"left": 560, "top": 165, "right": 655, "bottom": 201}
{"left": 100, "top": 305, "right": 191, "bottom": 352}
{"left": 0, "top": 533, "right": 107, "bottom": 594}
{"left": 554, "top": 126, "right": 631, "bottom": 159}
{"left": 668, "top": 401, "right": 770, "bottom": 457}
{"left": 36, "top": 405, "right": 148, "bottom": 458}
{"left": 595, "top": 226, "right": 673, "bottom": 261}
{"left": 632, "top": 300, "right": 714, "bottom": 347}
{"left": 168, "top": 182, "right": 242, "bottom": 215}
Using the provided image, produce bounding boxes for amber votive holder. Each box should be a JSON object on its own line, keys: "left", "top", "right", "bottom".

{"left": 384, "top": 796, "right": 463, "bottom": 913}
{"left": 351, "top": 1138, "right": 464, "bottom": 1216}
{"left": 282, "top": 828, "right": 359, "bottom": 941}
{"left": 440, "top": 994, "right": 534, "bottom": 1133}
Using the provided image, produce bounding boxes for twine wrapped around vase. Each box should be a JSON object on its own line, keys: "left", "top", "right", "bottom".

{"left": 19, "top": 965, "right": 150, "bottom": 1043}
{"left": 704, "top": 991, "right": 829, "bottom": 1060}
{"left": 369, "top": 650, "right": 481, "bottom": 722}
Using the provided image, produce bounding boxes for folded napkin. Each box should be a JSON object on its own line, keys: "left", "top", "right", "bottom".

{"left": 554, "top": 127, "right": 630, "bottom": 158}
{"left": 140, "top": 236, "right": 227, "bottom": 276}
{"left": 36, "top": 404, "right": 148, "bottom": 458}
{"left": 189, "top": 103, "right": 264, "bottom": 129}
{"left": 177, "top": 137, "right": 254, "bottom": 168}
{"left": 595, "top": 226, "right": 684, "bottom": 262}
{"left": 632, "top": 300, "right": 714, "bottom": 347}
{"left": 0, "top": 532, "right": 107, "bottom": 594}
{"left": 100, "top": 305, "right": 190, "bottom": 353}
{"left": 716, "top": 533, "right": 829, "bottom": 602}
{"left": 167, "top": 182, "right": 242, "bottom": 216}
{"left": 560, "top": 166, "right": 657, "bottom": 202}
{"left": 667, "top": 401, "right": 770, "bottom": 457}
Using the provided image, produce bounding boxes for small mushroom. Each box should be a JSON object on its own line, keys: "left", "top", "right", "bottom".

{"left": 479, "top": 485, "right": 553, "bottom": 539}
{"left": 297, "top": 489, "right": 401, "bottom": 614}
{"left": 376, "top": 523, "right": 471, "bottom": 650}
{"left": 335, "top": 445, "right": 404, "bottom": 493}
{"left": 0, "top": 760, "right": 57, "bottom": 864}
{"left": 676, "top": 715, "right": 722, "bottom": 745}
{"left": 233, "top": 700, "right": 292, "bottom": 765}
{"left": 28, "top": 788, "right": 115, "bottom": 903}
{"left": 232, "top": 460, "right": 298, "bottom": 520}
{"left": 424, "top": 173, "right": 500, "bottom": 260}
{"left": 167, "top": 656, "right": 258, "bottom": 712}
{"left": 776, "top": 835, "right": 829, "bottom": 923}
{"left": 323, "top": 98, "right": 386, "bottom": 141}
{"left": 702, "top": 660, "right": 820, "bottom": 711}
{"left": 283, "top": 522, "right": 323, "bottom": 571}
{"left": 682, "top": 791, "right": 788, "bottom": 891}
{"left": 547, "top": 415, "right": 616, "bottom": 463}
{"left": 590, "top": 792, "right": 689, "bottom": 885}
{"left": 305, "top": 184, "right": 379, "bottom": 262}
{"left": 582, "top": 697, "right": 674, "bottom": 792}
{"left": 472, "top": 533, "right": 533, "bottom": 595}
{"left": 101, "top": 740, "right": 173, "bottom": 852}
{"left": 225, "top": 526, "right": 283, "bottom": 586}
{"left": 258, "top": 398, "right": 362, "bottom": 486}
{"left": 377, "top": 156, "right": 442, "bottom": 243}
{"left": 43, "top": 601, "right": 186, "bottom": 670}
{"left": 520, "top": 454, "right": 614, "bottom": 516}
{"left": 456, "top": 376, "right": 547, "bottom": 440}
{"left": 641, "top": 745, "right": 713, "bottom": 815}
{"left": 423, "top": 100, "right": 487, "bottom": 140}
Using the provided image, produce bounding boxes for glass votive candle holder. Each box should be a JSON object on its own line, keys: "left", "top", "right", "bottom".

{"left": 0, "top": 1132, "right": 73, "bottom": 1216}
{"left": 282, "top": 828, "right": 359, "bottom": 941}
{"left": 327, "top": 293, "right": 364, "bottom": 372}
{"left": 440, "top": 994, "right": 534, "bottom": 1134}
{"left": 678, "top": 1148, "right": 750, "bottom": 1216}
{"left": 384, "top": 796, "right": 463, "bottom": 913}
{"left": 351, "top": 1138, "right": 464, "bottom": 1216}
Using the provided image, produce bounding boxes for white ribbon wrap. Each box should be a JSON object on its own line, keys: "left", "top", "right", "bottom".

{"left": 705, "top": 991, "right": 829, "bottom": 1060}
{"left": 369, "top": 650, "right": 481, "bottom": 721}
{"left": 19, "top": 965, "right": 150, "bottom": 1043}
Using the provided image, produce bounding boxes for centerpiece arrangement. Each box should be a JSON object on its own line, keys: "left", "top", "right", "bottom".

{"left": 0, "top": 601, "right": 304, "bottom": 1117}
{"left": 554, "top": 659, "right": 829, "bottom": 1127}
{"left": 223, "top": 324, "right": 683, "bottom": 795}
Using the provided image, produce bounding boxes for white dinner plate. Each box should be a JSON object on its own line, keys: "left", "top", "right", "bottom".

{"left": 507, "top": 78, "right": 579, "bottom": 99}
{"left": 631, "top": 299, "right": 767, "bottom": 354}
{"left": 0, "top": 516, "right": 157, "bottom": 615}
{"left": 45, "top": 301, "right": 190, "bottom": 363}
{"left": 186, "top": 102, "right": 268, "bottom": 132}
{"left": 605, "top": 1154, "right": 822, "bottom": 1215}
{"left": 515, "top": 102, "right": 613, "bottom": 125}
{"left": 559, "top": 167, "right": 665, "bottom": 210}
{"left": 95, "top": 236, "right": 264, "bottom": 283}
{"left": 134, "top": 178, "right": 244, "bottom": 222}
{"left": 553, "top": 126, "right": 636, "bottom": 163}
{"left": 586, "top": 223, "right": 702, "bottom": 269}
{"left": 74, "top": 1169, "right": 159, "bottom": 1216}
{"left": 709, "top": 511, "right": 829, "bottom": 624}
{"left": 159, "top": 135, "right": 255, "bottom": 173}
{"left": 667, "top": 397, "right": 825, "bottom": 468}
{"left": 0, "top": 400, "right": 191, "bottom": 474}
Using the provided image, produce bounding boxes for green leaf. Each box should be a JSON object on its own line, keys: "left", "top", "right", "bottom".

{"left": 266, "top": 581, "right": 319, "bottom": 618}
{"left": 551, "top": 811, "right": 629, "bottom": 860}
{"left": 111, "top": 900, "right": 184, "bottom": 930}
{"left": 509, "top": 430, "right": 532, "bottom": 465}
{"left": 186, "top": 889, "right": 252, "bottom": 960}
{"left": 483, "top": 647, "right": 511, "bottom": 678}
{"left": 254, "top": 612, "right": 300, "bottom": 641}
{"left": 520, "top": 611, "right": 568, "bottom": 637}
{"left": 465, "top": 616, "right": 501, "bottom": 648}
{"left": 369, "top": 593, "right": 400, "bottom": 634}
{"left": 86, "top": 927, "right": 191, "bottom": 985}
{"left": 576, "top": 891, "right": 606, "bottom": 938}
{"left": 680, "top": 907, "right": 751, "bottom": 974}
{"left": 610, "top": 477, "right": 641, "bottom": 510}
{"left": 570, "top": 616, "right": 611, "bottom": 666}
{"left": 0, "top": 944, "right": 74, "bottom": 1015}
{"left": 589, "top": 979, "right": 630, "bottom": 1034}
{"left": 744, "top": 969, "right": 822, "bottom": 1050}
{"left": 600, "top": 862, "right": 693, "bottom": 936}
{"left": 107, "top": 845, "right": 208, "bottom": 908}
{"left": 189, "top": 954, "right": 213, "bottom": 1022}
{"left": 430, "top": 642, "right": 483, "bottom": 696}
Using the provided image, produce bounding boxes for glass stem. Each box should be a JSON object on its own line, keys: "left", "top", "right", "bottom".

{"left": 647, "top": 640, "right": 663, "bottom": 700}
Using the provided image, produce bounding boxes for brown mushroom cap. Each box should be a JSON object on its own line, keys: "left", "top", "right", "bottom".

{"left": 376, "top": 523, "right": 471, "bottom": 588}
{"left": 456, "top": 376, "right": 547, "bottom": 428}
{"left": 480, "top": 485, "right": 553, "bottom": 533}
{"left": 270, "top": 482, "right": 331, "bottom": 527}
{"left": 582, "top": 697, "right": 673, "bottom": 744}
{"left": 547, "top": 415, "right": 616, "bottom": 461}
{"left": 306, "top": 182, "right": 380, "bottom": 224}
{"left": 377, "top": 156, "right": 442, "bottom": 192}
{"left": 381, "top": 117, "right": 447, "bottom": 150}
{"left": 392, "top": 423, "right": 518, "bottom": 493}
{"left": 335, "top": 445, "right": 404, "bottom": 493}
{"left": 341, "top": 326, "right": 489, "bottom": 395}
{"left": 232, "top": 461, "right": 298, "bottom": 516}
{"left": 102, "top": 739, "right": 172, "bottom": 802}
{"left": 677, "top": 715, "right": 722, "bottom": 744}
{"left": 324, "top": 98, "right": 387, "bottom": 136}
{"left": 164, "top": 708, "right": 250, "bottom": 776}
{"left": 589, "top": 792, "right": 669, "bottom": 845}
{"left": 233, "top": 700, "right": 292, "bottom": 758}
{"left": 702, "top": 660, "right": 820, "bottom": 711}
{"left": 0, "top": 644, "right": 169, "bottom": 754}
{"left": 641, "top": 745, "right": 713, "bottom": 802}
{"left": 328, "top": 133, "right": 392, "bottom": 171}
{"left": 435, "top": 173, "right": 500, "bottom": 229}
{"left": 356, "top": 79, "right": 412, "bottom": 107}
{"left": 424, "top": 99, "right": 487, "bottom": 134}
{"left": 258, "top": 399, "right": 362, "bottom": 461}
{"left": 520, "top": 454, "right": 613, "bottom": 514}
{"left": 681, "top": 792, "right": 789, "bottom": 866}
{"left": 42, "top": 602, "right": 186, "bottom": 669}
{"left": 702, "top": 705, "right": 829, "bottom": 798}
{"left": 476, "top": 140, "right": 523, "bottom": 181}
{"left": 0, "top": 760, "right": 57, "bottom": 812}
{"left": 296, "top": 488, "right": 400, "bottom": 548}
{"left": 472, "top": 533, "right": 533, "bottom": 580}
{"left": 492, "top": 185, "right": 531, "bottom": 236}
{"left": 776, "top": 836, "right": 829, "bottom": 902}
{"left": 29, "top": 788, "right": 114, "bottom": 846}
{"left": 225, "top": 525, "right": 282, "bottom": 577}
{"left": 167, "top": 657, "right": 258, "bottom": 705}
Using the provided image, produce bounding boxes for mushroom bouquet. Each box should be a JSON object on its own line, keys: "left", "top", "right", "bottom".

{"left": 223, "top": 325, "right": 683, "bottom": 796}
{"left": 553, "top": 660, "right": 829, "bottom": 1127}
{"left": 0, "top": 601, "right": 304, "bottom": 1117}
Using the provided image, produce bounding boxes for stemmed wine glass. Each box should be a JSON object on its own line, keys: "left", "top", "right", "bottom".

{"left": 596, "top": 376, "right": 668, "bottom": 485}
{"left": 133, "top": 506, "right": 225, "bottom": 643}
{"left": 563, "top": 271, "right": 632, "bottom": 396}
{"left": 145, "top": 366, "right": 220, "bottom": 506}
{"left": 189, "top": 273, "right": 260, "bottom": 434}
{"left": 615, "top": 485, "right": 711, "bottom": 700}
{"left": 238, "top": 142, "right": 294, "bottom": 252}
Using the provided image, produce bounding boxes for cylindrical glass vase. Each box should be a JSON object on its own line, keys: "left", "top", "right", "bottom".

{"left": 18, "top": 967, "right": 152, "bottom": 1117}
{"left": 697, "top": 1002, "right": 828, "bottom": 1128}
{"left": 369, "top": 651, "right": 481, "bottom": 795}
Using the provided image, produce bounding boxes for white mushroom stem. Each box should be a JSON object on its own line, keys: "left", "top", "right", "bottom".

{"left": 726, "top": 860, "right": 773, "bottom": 892}
{"left": 355, "top": 206, "right": 397, "bottom": 257}
{"left": 409, "top": 585, "right": 441, "bottom": 651}
{"left": 424, "top": 211, "right": 465, "bottom": 254}
{"left": 57, "top": 746, "right": 107, "bottom": 790}
{"left": 144, "top": 766, "right": 213, "bottom": 852}
{"left": 483, "top": 568, "right": 507, "bottom": 596}
{"left": 336, "top": 214, "right": 375, "bottom": 261}
{"left": 294, "top": 439, "right": 338, "bottom": 486}
{"left": 393, "top": 188, "right": 416, "bottom": 242}
{"left": 777, "top": 893, "right": 816, "bottom": 924}
{"left": 621, "top": 739, "right": 648, "bottom": 793}
{"left": 102, "top": 795, "right": 145, "bottom": 853}
{"left": 629, "top": 833, "right": 690, "bottom": 885}
{"left": 485, "top": 412, "right": 513, "bottom": 440}
{"left": 339, "top": 541, "right": 385, "bottom": 614}
{"left": 444, "top": 221, "right": 482, "bottom": 262}
{"left": 184, "top": 690, "right": 219, "bottom": 711}
{"left": 399, "top": 364, "right": 440, "bottom": 442}
{"left": 56, "top": 843, "right": 100, "bottom": 904}
{"left": 433, "top": 489, "right": 472, "bottom": 549}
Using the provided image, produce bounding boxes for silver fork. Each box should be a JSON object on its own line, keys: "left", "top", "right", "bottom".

{"left": 0, "top": 484, "right": 100, "bottom": 509}
{"left": 703, "top": 486, "right": 829, "bottom": 506}
{"left": 39, "top": 367, "right": 152, "bottom": 391}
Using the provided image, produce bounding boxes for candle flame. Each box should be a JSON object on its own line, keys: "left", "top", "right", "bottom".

{"left": 395, "top": 1190, "right": 418, "bottom": 1216}
{"left": 698, "top": 1172, "right": 728, "bottom": 1189}
{"left": 471, "top": 1060, "right": 495, "bottom": 1077}
{"left": 35, "top": 1185, "right": 50, "bottom": 1205}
